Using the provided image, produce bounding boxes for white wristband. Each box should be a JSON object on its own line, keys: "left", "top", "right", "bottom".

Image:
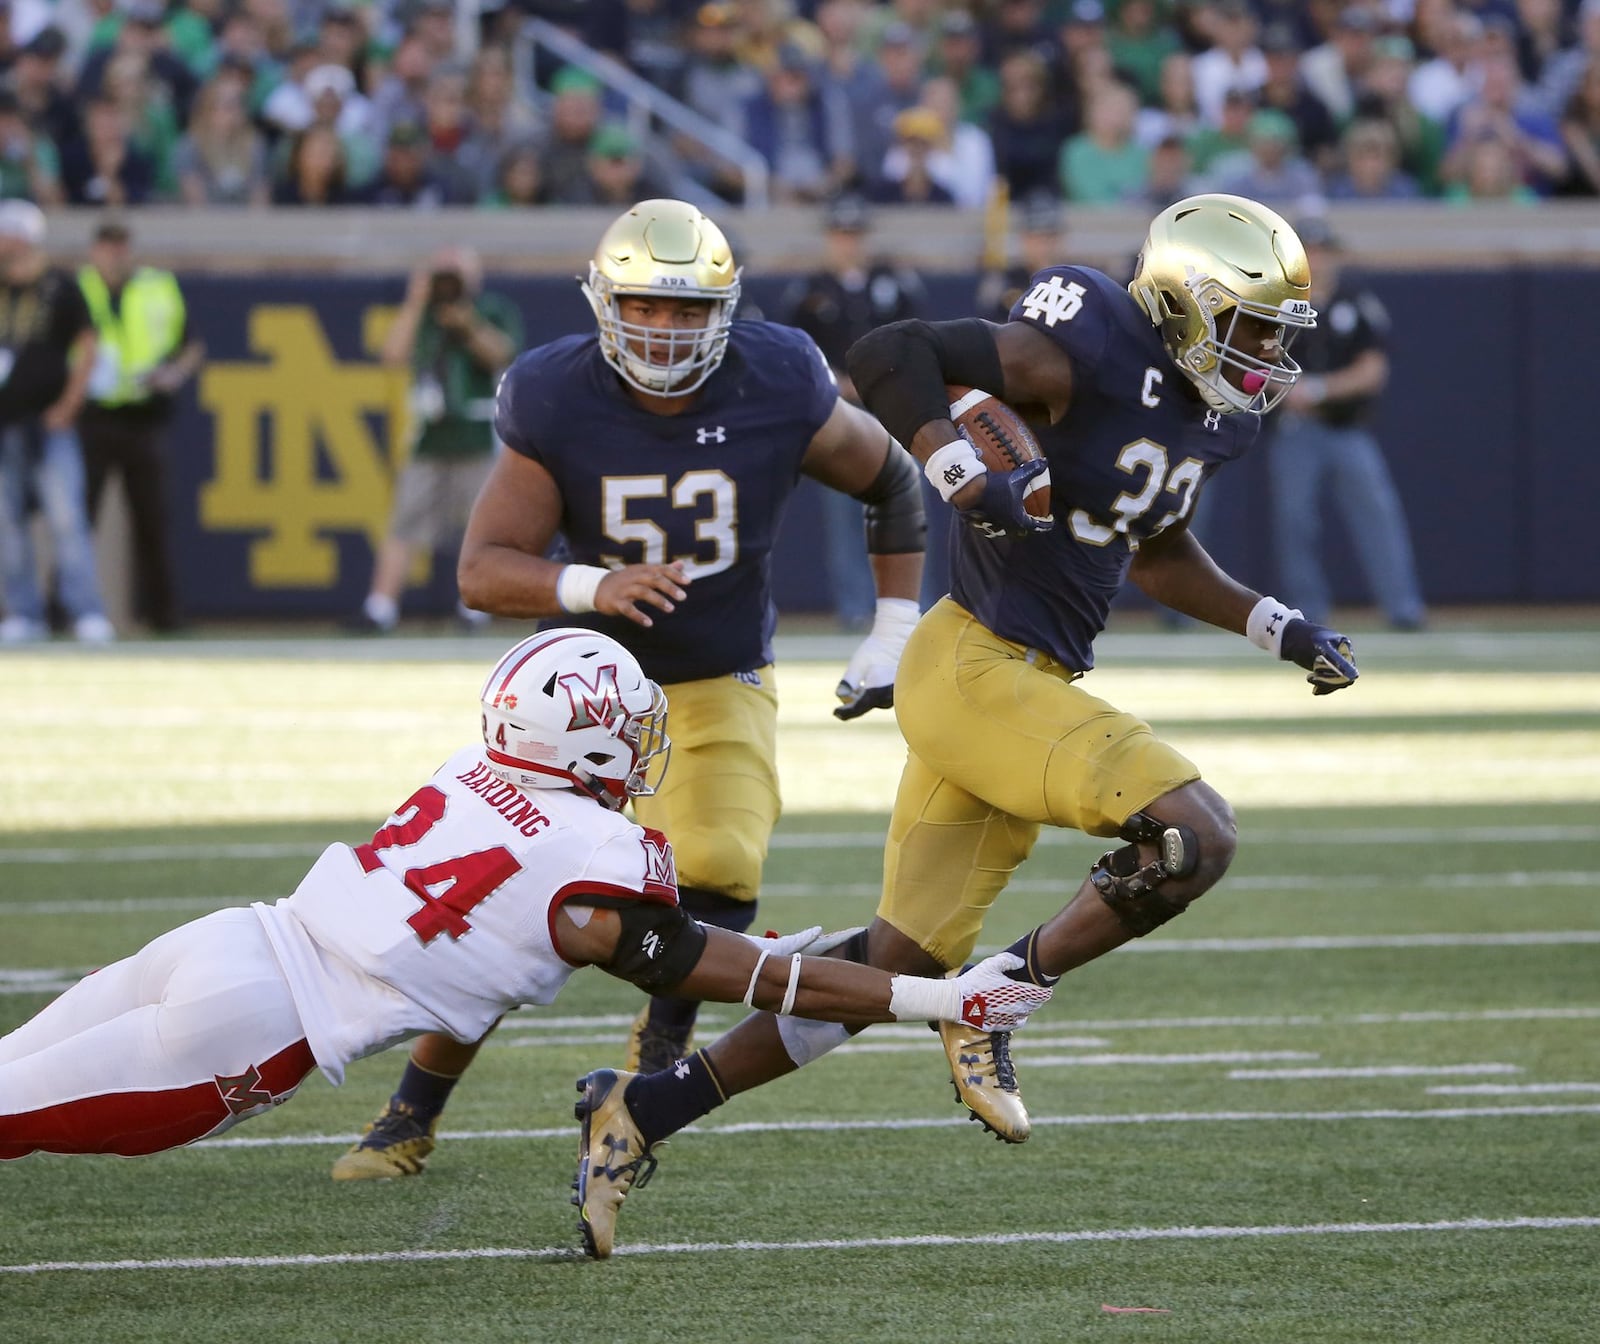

{"left": 555, "top": 564, "right": 609, "bottom": 615}
{"left": 870, "top": 596, "right": 921, "bottom": 637}
{"left": 924, "top": 439, "right": 987, "bottom": 504}
{"left": 778, "top": 953, "right": 804, "bottom": 1017}
{"left": 742, "top": 949, "right": 772, "bottom": 1008}
{"left": 1246, "top": 595, "right": 1303, "bottom": 657}
{"left": 887, "top": 972, "right": 958, "bottom": 1024}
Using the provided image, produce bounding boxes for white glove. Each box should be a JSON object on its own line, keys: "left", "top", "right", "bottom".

{"left": 888, "top": 952, "right": 1054, "bottom": 1032}
{"left": 834, "top": 597, "right": 921, "bottom": 721}
{"left": 738, "top": 924, "right": 824, "bottom": 957}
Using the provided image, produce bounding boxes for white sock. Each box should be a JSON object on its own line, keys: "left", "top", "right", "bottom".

{"left": 364, "top": 593, "right": 398, "bottom": 628}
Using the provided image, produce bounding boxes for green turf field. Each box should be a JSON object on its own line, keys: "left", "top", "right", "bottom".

{"left": 3, "top": 624, "right": 1598, "bottom": 1343}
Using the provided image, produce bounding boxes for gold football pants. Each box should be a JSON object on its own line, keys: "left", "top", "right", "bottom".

{"left": 632, "top": 667, "right": 779, "bottom": 903}
{"left": 881, "top": 598, "right": 1201, "bottom": 966}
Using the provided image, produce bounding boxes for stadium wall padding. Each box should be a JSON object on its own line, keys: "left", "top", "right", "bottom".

{"left": 163, "top": 267, "right": 1600, "bottom": 619}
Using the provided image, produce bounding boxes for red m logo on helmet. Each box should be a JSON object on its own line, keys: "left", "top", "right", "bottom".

{"left": 557, "top": 664, "right": 625, "bottom": 731}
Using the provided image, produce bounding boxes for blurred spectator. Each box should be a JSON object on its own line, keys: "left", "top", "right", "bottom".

{"left": 1209, "top": 106, "right": 1322, "bottom": 203}
{"left": 78, "top": 217, "right": 203, "bottom": 635}
{"left": 859, "top": 0, "right": 941, "bottom": 55}
{"left": 1135, "top": 50, "right": 1200, "bottom": 148}
{"left": 78, "top": 0, "right": 199, "bottom": 127}
{"left": 869, "top": 104, "right": 956, "bottom": 203}
{"left": 410, "top": 0, "right": 460, "bottom": 62}
{"left": 172, "top": 74, "right": 271, "bottom": 205}
{"left": 735, "top": 43, "right": 855, "bottom": 204}
{"left": 679, "top": 2, "right": 764, "bottom": 198}
{"left": 1054, "top": 1, "right": 1110, "bottom": 90}
{"left": 368, "top": 119, "right": 459, "bottom": 207}
{"left": 211, "top": 12, "right": 279, "bottom": 116}
{"left": 1269, "top": 216, "right": 1426, "bottom": 632}
{"left": 368, "top": 32, "right": 434, "bottom": 143}
{"left": 1409, "top": 9, "right": 1486, "bottom": 124}
{"left": 1191, "top": 0, "right": 1266, "bottom": 123}
{"left": 10, "top": 29, "right": 81, "bottom": 157}
{"left": 989, "top": 47, "right": 1074, "bottom": 198}
{"left": 1445, "top": 132, "right": 1541, "bottom": 199}
{"left": 537, "top": 66, "right": 605, "bottom": 204}
{"left": 102, "top": 50, "right": 182, "bottom": 198}
{"left": 733, "top": 0, "right": 824, "bottom": 71}
{"left": 1105, "top": 0, "right": 1182, "bottom": 105}
{"left": 0, "top": 92, "right": 65, "bottom": 207}
{"left": 929, "top": 9, "right": 1000, "bottom": 125}
{"left": 1185, "top": 84, "right": 1254, "bottom": 173}
{"left": 817, "top": 0, "right": 892, "bottom": 188}
{"left": 975, "top": 186, "right": 1062, "bottom": 321}
{"left": 480, "top": 141, "right": 545, "bottom": 207}
{"left": 1559, "top": 61, "right": 1600, "bottom": 192}
{"left": 1540, "top": 0, "right": 1600, "bottom": 116}
{"left": 1355, "top": 34, "right": 1447, "bottom": 193}
{"left": 987, "top": 0, "right": 1056, "bottom": 65}
{"left": 272, "top": 123, "right": 359, "bottom": 204}
{"left": 780, "top": 190, "right": 923, "bottom": 628}
{"left": 1441, "top": 50, "right": 1567, "bottom": 193}
{"left": 853, "top": 22, "right": 928, "bottom": 195}
{"left": 1258, "top": 21, "right": 1340, "bottom": 171}
{"left": 61, "top": 93, "right": 156, "bottom": 205}
{"left": 622, "top": 0, "right": 690, "bottom": 99}
{"left": 1145, "top": 129, "right": 1194, "bottom": 205}
{"left": 466, "top": 45, "right": 542, "bottom": 170}
{"left": 570, "top": 123, "right": 671, "bottom": 205}
{"left": 350, "top": 246, "right": 520, "bottom": 634}
{"left": 1326, "top": 116, "right": 1424, "bottom": 199}
{"left": 1515, "top": 0, "right": 1566, "bottom": 85}
{"left": 892, "top": 74, "right": 996, "bottom": 207}
{"left": 315, "top": 6, "right": 368, "bottom": 82}
{"left": 1300, "top": 3, "right": 1381, "bottom": 122}
{"left": 0, "top": 201, "right": 111, "bottom": 646}
{"left": 1059, "top": 78, "right": 1148, "bottom": 203}
{"left": 416, "top": 62, "right": 487, "bottom": 202}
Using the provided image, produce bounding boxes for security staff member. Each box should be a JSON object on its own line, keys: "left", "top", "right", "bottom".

{"left": 780, "top": 191, "right": 925, "bottom": 627}
{"left": 78, "top": 217, "right": 203, "bottom": 634}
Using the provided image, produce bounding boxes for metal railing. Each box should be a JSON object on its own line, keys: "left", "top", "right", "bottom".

{"left": 512, "top": 18, "right": 770, "bottom": 212}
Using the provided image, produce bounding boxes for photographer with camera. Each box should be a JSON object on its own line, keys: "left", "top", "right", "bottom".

{"left": 351, "top": 246, "right": 522, "bottom": 633}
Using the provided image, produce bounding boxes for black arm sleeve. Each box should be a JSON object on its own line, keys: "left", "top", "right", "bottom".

{"left": 844, "top": 318, "right": 1006, "bottom": 452}
{"left": 575, "top": 894, "right": 709, "bottom": 993}
{"left": 851, "top": 439, "right": 925, "bottom": 555}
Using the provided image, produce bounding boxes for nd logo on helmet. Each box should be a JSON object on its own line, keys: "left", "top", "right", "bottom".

{"left": 557, "top": 665, "right": 625, "bottom": 731}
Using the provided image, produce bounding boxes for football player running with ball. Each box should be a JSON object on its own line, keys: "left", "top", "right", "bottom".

{"left": 331, "top": 199, "right": 926, "bottom": 1180}
{"left": 0, "top": 631, "right": 1050, "bottom": 1186}
{"left": 568, "top": 193, "right": 1362, "bottom": 1259}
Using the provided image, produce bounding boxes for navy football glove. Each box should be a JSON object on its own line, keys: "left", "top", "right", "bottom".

{"left": 1279, "top": 618, "right": 1359, "bottom": 696}
{"left": 959, "top": 458, "right": 1054, "bottom": 540}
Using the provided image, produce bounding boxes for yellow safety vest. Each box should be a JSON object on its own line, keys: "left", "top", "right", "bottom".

{"left": 78, "top": 265, "right": 187, "bottom": 408}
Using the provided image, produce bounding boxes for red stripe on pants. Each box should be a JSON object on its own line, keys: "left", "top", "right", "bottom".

{"left": 0, "top": 1039, "right": 316, "bottom": 1158}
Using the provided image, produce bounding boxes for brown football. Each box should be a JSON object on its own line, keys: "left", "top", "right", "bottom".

{"left": 945, "top": 385, "right": 1053, "bottom": 519}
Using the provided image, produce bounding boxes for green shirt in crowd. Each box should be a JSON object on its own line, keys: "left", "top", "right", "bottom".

{"left": 408, "top": 290, "right": 524, "bottom": 460}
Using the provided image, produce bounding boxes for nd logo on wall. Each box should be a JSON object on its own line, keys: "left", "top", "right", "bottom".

{"left": 196, "top": 303, "right": 411, "bottom": 592}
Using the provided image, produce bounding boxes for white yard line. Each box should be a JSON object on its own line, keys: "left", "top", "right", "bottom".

{"left": 1230, "top": 1064, "right": 1520, "bottom": 1079}
{"left": 4, "top": 1215, "right": 1597, "bottom": 1276}
{"left": 2, "top": 823, "right": 1596, "bottom": 865}
{"left": 184, "top": 1101, "right": 1600, "bottom": 1152}
{"left": 1428, "top": 1083, "right": 1600, "bottom": 1095}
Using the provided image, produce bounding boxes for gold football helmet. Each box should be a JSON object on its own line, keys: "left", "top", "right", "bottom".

{"left": 581, "top": 198, "right": 742, "bottom": 397}
{"left": 1129, "top": 194, "right": 1316, "bottom": 415}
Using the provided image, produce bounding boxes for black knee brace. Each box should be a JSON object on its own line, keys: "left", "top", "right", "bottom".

{"left": 1089, "top": 812, "right": 1200, "bottom": 937}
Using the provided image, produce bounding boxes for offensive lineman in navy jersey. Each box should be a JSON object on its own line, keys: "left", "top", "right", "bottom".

{"left": 563, "top": 194, "right": 1365, "bottom": 1259}
{"left": 330, "top": 199, "right": 926, "bottom": 1181}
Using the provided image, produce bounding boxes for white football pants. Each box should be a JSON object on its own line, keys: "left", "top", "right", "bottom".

{"left": 0, "top": 907, "right": 317, "bottom": 1158}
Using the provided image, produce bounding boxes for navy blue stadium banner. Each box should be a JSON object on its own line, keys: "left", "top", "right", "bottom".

{"left": 164, "top": 269, "right": 1598, "bottom": 620}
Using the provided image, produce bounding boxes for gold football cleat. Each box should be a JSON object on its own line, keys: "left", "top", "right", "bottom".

{"left": 573, "top": 1069, "right": 661, "bottom": 1259}
{"left": 330, "top": 1100, "right": 437, "bottom": 1181}
{"left": 623, "top": 1003, "right": 694, "bottom": 1075}
{"left": 937, "top": 1020, "right": 1031, "bottom": 1143}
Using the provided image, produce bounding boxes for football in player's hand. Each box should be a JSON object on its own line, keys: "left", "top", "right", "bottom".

{"left": 946, "top": 386, "right": 1052, "bottom": 519}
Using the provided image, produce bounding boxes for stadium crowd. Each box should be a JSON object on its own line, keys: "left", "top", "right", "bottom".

{"left": 0, "top": 0, "right": 1596, "bottom": 211}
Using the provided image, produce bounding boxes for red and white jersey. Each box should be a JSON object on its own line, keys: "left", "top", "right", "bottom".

{"left": 252, "top": 747, "right": 679, "bottom": 1084}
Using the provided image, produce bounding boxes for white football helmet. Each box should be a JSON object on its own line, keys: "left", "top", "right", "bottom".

{"left": 480, "top": 629, "right": 670, "bottom": 811}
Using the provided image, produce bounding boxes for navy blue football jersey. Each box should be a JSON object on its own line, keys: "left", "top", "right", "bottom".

{"left": 495, "top": 320, "right": 839, "bottom": 684}
{"left": 949, "top": 265, "right": 1262, "bottom": 671}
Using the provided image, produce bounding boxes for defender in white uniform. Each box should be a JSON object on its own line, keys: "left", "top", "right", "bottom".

{"left": 0, "top": 630, "right": 1051, "bottom": 1165}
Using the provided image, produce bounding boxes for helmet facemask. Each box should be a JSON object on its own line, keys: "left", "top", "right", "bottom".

{"left": 1159, "top": 273, "right": 1316, "bottom": 415}
{"left": 583, "top": 264, "right": 741, "bottom": 397}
